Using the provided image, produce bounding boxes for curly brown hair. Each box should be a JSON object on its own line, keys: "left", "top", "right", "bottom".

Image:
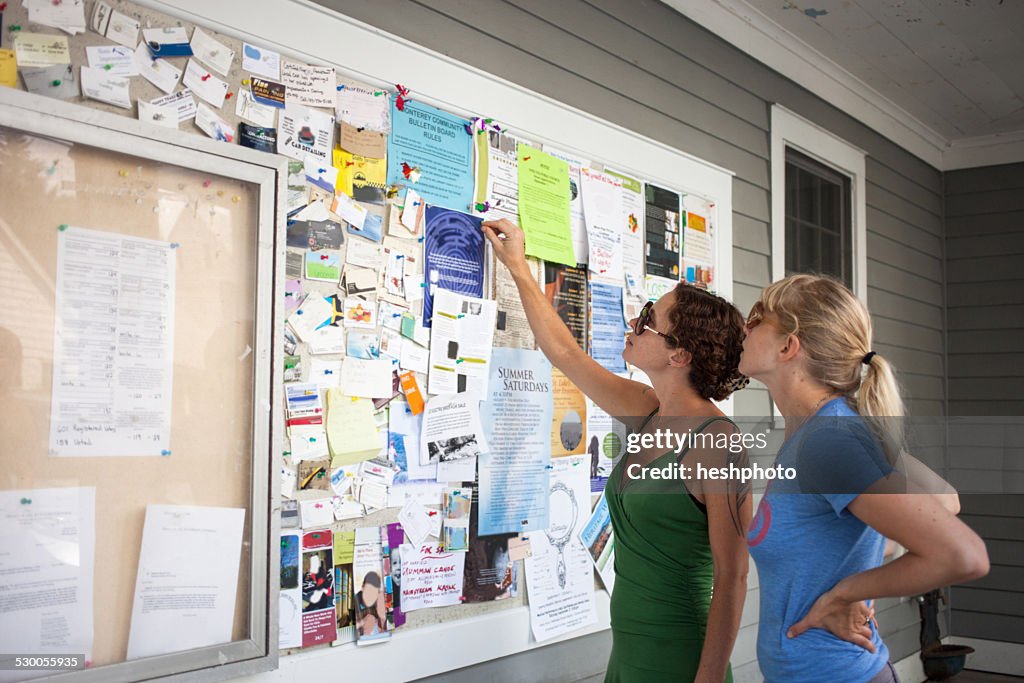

{"left": 664, "top": 284, "right": 749, "bottom": 401}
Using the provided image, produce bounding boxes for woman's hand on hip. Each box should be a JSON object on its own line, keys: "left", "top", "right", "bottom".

{"left": 787, "top": 589, "right": 876, "bottom": 652}
{"left": 482, "top": 219, "right": 528, "bottom": 277}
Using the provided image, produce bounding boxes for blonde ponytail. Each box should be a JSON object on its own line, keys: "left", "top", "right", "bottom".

{"left": 759, "top": 274, "right": 905, "bottom": 459}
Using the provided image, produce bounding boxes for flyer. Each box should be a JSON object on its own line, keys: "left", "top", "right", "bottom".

{"left": 387, "top": 99, "right": 474, "bottom": 210}
{"left": 422, "top": 207, "right": 484, "bottom": 327}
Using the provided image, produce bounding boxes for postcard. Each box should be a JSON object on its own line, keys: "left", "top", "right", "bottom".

{"left": 242, "top": 42, "right": 280, "bottom": 79}
{"left": 305, "top": 250, "right": 341, "bottom": 282}
{"left": 189, "top": 27, "right": 234, "bottom": 76}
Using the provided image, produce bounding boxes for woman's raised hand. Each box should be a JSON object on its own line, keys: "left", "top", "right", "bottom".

{"left": 481, "top": 219, "right": 529, "bottom": 276}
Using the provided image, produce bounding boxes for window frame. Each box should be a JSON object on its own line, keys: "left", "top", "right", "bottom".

{"left": 771, "top": 104, "right": 867, "bottom": 301}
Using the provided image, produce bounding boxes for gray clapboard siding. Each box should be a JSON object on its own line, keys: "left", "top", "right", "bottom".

{"left": 312, "top": 0, "right": 954, "bottom": 675}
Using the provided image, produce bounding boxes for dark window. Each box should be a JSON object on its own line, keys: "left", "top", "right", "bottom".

{"left": 785, "top": 148, "right": 852, "bottom": 287}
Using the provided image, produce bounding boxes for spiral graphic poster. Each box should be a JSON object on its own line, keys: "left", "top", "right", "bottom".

{"left": 423, "top": 206, "right": 485, "bottom": 327}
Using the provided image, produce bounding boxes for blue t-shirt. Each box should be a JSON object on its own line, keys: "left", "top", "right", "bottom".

{"left": 748, "top": 398, "right": 893, "bottom": 683}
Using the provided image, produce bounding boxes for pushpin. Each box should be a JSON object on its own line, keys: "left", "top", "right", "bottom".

{"left": 217, "top": 190, "right": 224, "bottom": 197}
{"left": 103, "top": 63, "right": 113, "bottom": 71}
{"left": 0, "top": 3, "right": 8, "bottom": 11}
{"left": 58, "top": 224, "right": 68, "bottom": 231}
{"left": 118, "top": 168, "right": 128, "bottom": 177}
{"left": 232, "top": 195, "right": 241, "bottom": 203}
{"left": 225, "top": 91, "right": 233, "bottom": 99}
{"left": 241, "top": 78, "right": 250, "bottom": 86}
{"left": 160, "top": 449, "right": 171, "bottom": 456}
{"left": 19, "top": 497, "right": 31, "bottom": 505}
{"left": 51, "top": 79, "right": 62, "bottom": 87}
{"left": 336, "top": 84, "right": 346, "bottom": 91}
{"left": 202, "top": 179, "right": 212, "bottom": 188}
{"left": 201, "top": 73, "right": 211, "bottom": 81}
{"left": 8, "top": 25, "right": 21, "bottom": 32}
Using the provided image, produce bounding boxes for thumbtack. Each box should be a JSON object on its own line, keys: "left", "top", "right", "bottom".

{"left": 20, "top": 497, "right": 31, "bottom": 505}
{"left": 103, "top": 63, "right": 113, "bottom": 71}
{"left": 225, "top": 91, "right": 233, "bottom": 99}
{"left": 51, "top": 79, "right": 62, "bottom": 87}
{"left": 169, "top": 242, "right": 180, "bottom": 249}
{"left": 201, "top": 73, "right": 211, "bottom": 81}
{"left": 242, "top": 78, "right": 250, "bottom": 85}
{"left": 9, "top": 25, "right": 22, "bottom": 32}
{"left": 202, "top": 179, "right": 212, "bottom": 188}
{"left": 160, "top": 449, "right": 171, "bottom": 456}
{"left": 336, "top": 84, "right": 346, "bottom": 91}
{"left": 57, "top": 224, "right": 68, "bottom": 231}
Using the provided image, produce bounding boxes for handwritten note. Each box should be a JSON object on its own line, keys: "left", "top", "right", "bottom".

{"left": 49, "top": 228, "right": 175, "bottom": 456}
{"left": 282, "top": 61, "right": 335, "bottom": 108}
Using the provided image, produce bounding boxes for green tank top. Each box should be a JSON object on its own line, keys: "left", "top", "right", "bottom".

{"left": 602, "top": 416, "right": 734, "bottom": 682}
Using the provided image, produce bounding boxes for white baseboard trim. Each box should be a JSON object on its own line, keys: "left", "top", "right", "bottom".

{"left": 892, "top": 651, "right": 923, "bottom": 683}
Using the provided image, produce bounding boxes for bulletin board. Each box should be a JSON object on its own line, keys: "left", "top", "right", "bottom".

{"left": 0, "top": 90, "right": 284, "bottom": 682}
{"left": 0, "top": 0, "right": 738, "bottom": 680}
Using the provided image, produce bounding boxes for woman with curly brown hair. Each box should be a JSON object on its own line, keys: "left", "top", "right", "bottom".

{"left": 483, "top": 218, "right": 751, "bottom": 683}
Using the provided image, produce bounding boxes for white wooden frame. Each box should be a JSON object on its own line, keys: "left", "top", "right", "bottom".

{"left": 770, "top": 104, "right": 867, "bottom": 302}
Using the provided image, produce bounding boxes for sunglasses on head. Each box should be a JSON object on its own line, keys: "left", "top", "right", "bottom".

{"left": 634, "top": 301, "right": 679, "bottom": 346}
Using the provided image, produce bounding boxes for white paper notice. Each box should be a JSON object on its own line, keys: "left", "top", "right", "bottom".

{"left": 399, "top": 543, "right": 465, "bottom": 611}
{"left": 544, "top": 147, "right": 590, "bottom": 266}
{"left": 340, "top": 358, "right": 393, "bottom": 399}
{"left": 49, "top": 227, "right": 175, "bottom": 457}
{"left": 580, "top": 168, "right": 624, "bottom": 285}
{"left": 524, "top": 455, "right": 596, "bottom": 642}
{"left": 335, "top": 83, "right": 390, "bottom": 132}
{"left": 282, "top": 61, "right": 336, "bottom": 108}
{"left": 427, "top": 290, "right": 497, "bottom": 396}
{"left": 278, "top": 104, "right": 335, "bottom": 163}
{"left": 420, "top": 394, "right": 488, "bottom": 483}
{"left": 0, "top": 487, "right": 95, "bottom": 669}
{"left": 126, "top": 505, "right": 245, "bottom": 659}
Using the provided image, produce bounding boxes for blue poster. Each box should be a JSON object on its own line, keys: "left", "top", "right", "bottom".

{"left": 423, "top": 206, "right": 484, "bottom": 327}
{"left": 478, "top": 348, "right": 553, "bottom": 536}
{"left": 589, "top": 282, "right": 628, "bottom": 373}
{"left": 386, "top": 99, "right": 475, "bottom": 211}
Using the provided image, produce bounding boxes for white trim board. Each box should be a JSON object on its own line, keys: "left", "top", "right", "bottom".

{"left": 770, "top": 105, "right": 868, "bottom": 302}
{"left": 661, "top": 0, "right": 1024, "bottom": 171}
{"left": 130, "top": 1, "right": 736, "bottom": 680}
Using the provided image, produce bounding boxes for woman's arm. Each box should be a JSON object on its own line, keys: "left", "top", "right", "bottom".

{"left": 788, "top": 492, "right": 988, "bottom": 640}
{"left": 482, "top": 219, "right": 658, "bottom": 424}
{"left": 694, "top": 451, "right": 752, "bottom": 683}
{"left": 695, "top": 494, "right": 750, "bottom": 683}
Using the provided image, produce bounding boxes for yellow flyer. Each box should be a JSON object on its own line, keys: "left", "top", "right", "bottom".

{"left": 551, "top": 368, "right": 587, "bottom": 457}
{"left": 517, "top": 144, "right": 575, "bottom": 266}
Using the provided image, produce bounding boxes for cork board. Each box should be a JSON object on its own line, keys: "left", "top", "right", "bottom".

{"left": 0, "top": 125, "right": 261, "bottom": 668}
{"left": 1, "top": 0, "right": 531, "bottom": 653}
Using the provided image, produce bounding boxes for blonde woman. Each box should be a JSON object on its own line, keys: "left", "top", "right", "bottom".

{"left": 740, "top": 274, "right": 989, "bottom": 683}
